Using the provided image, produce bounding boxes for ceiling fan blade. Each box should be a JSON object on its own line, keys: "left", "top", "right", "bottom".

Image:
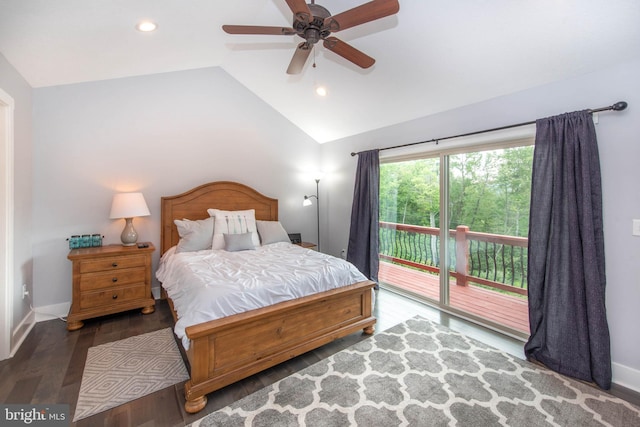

{"left": 324, "top": 0, "right": 399, "bottom": 32}
{"left": 323, "top": 37, "right": 375, "bottom": 69}
{"left": 285, "top": 0, "right": 313, "bottom": 23}
{"left": 287, "top": 43, "right": 313, "bottom": 74}
{"left": 222, "top": 25, "right": 296, "bottom": 35}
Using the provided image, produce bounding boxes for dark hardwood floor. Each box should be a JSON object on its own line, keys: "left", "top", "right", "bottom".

{"left": 1, "top": 288, "right": 637, "bottom": 426}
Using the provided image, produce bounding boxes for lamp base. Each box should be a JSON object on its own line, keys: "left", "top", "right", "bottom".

{"left": 120, "top": 217, "right": 138, "bottom": 246}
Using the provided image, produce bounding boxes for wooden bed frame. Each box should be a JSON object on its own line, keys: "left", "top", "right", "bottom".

{"left": 160, "top": 181, "right": 377, "bottom": 413}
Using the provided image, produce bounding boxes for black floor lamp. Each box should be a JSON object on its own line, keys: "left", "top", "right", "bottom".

{"left": 303, "top": 178, "right": 320, "bottom": 251}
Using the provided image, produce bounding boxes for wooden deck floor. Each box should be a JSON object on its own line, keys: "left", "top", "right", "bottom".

{"left": 378, "top": 262, "right": 530, "bottom": 335}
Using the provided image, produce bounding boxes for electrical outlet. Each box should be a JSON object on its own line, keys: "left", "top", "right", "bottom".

{"left": 340, "top": 249, "right": 346, "bottom": 259}
{"left": 633, "top": 219, "right": 640, "bottom": 237}
{"left": 22, "top": 283, "right": 29, "bottom": 299}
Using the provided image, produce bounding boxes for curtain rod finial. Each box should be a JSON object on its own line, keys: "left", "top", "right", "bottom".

{"left": 351, "top": 152, "right": 357, "bottom": 156}
{"left": 612, "top": 101, "right": 627, "bottom": 111}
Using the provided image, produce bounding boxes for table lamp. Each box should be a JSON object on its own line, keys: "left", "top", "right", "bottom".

{"left": 109, "top": 192, "right": 150, "bottom": 246}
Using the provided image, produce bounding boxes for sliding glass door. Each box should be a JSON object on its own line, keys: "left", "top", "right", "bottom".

{"left": 378, "top": 142, "right": 533, "bottom": 336}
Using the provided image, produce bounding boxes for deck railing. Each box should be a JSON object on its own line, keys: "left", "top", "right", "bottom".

{"left": 379, "top": 221, "right": 528, "bottom": 296}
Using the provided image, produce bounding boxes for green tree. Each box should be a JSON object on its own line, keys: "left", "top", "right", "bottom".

{"left": 494, "top": 146, "right": 533, "bottom": 237}
{"left": 380, "top": 158, "right": 439, "bottom": 226}
{"left": 380, "top": 145, "right": 533, "bottom": 237}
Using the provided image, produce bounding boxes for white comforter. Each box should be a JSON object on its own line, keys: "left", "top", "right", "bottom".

{"left": 156, "top": 242, "right": 369, "bottom": 349}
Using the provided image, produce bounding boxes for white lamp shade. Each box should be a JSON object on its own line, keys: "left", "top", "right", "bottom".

{"left": 303, "top": 198, "right": 312, "bottom": 207}
{"left": 109, "top": 192, "right": 150, "bottom": 219}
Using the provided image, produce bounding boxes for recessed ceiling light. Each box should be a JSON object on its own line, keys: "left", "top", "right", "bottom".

{"left": 136, "top": 21, "right": 157, "bottom": 32}
{"left": 315, "top": 86, "right": 327, "bottom": 97}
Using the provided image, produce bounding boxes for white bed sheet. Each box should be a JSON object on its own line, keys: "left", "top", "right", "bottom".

{"left": 156, "top": 242, "right": 370, "bottom": 349}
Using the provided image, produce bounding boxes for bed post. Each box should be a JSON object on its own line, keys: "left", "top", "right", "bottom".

{"left": 183, "top": 336, "right": 209, "bottom": 413}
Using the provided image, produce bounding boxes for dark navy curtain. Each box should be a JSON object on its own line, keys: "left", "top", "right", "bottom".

{"left": 525, "top": 111, "right": 611, "bottom": 389}
{"left": 347, "top": 149, "right": 380, "bottom": 283}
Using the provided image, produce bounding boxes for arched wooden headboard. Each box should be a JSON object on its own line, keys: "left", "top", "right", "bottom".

{"left": 160, "top": 181, "right": 278, "bottom": 255}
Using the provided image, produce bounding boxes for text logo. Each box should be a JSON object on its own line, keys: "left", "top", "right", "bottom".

{"left": 1, "top": 405, "right": 69, "bottom": 426}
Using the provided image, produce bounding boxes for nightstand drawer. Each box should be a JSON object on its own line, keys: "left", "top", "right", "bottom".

{"left": 79, "top": 255, "right": 147, "bottom": 273}
{"left": 79, "top": 267, "right": 146, "bottom": 291}
{"left": 80, "top": 284, "right": 147, "bottom": 309}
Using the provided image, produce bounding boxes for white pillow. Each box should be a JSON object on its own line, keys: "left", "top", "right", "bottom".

{"left": 207, "top": 208, "right": 260, "bottom": 250}
{"left": 174, "top": 217, "right": 214, "bottom": 253}
{"left": 256, "top": 220, "right": 290, "bottom": 245}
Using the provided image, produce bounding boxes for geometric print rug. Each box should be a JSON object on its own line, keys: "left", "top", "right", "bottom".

{"left": 191, "top": 316, "right": 640, "bottom": 427}
{"left": 73, "top": 328, "right": 189, "bottom": 421}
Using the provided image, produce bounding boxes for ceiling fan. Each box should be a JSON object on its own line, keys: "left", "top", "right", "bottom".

{"left": 222, "top": 0, "right": 400, "bottom": 74}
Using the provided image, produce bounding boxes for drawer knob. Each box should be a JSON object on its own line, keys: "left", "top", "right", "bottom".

{"left": 112, "top": 277, "right": 118, "bottom": 282}
{"left": 112, "top": 294, "right": 118, "bottom": 299}
{"left": 112, "top": 262, "right": 118, "bottom": 267}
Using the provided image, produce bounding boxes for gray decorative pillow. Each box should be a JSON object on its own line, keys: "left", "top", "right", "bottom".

{"left": 224, "top": 232, "right": 256, "bottom": 252}
{"left": 174, "top": 217, "right": 214, "bottom": 253}
{"left": 256, "top": 220, "right": 290, "bottom": 245}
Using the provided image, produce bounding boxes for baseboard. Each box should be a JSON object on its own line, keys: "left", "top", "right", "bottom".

{"left": 612, "top": 361, "right": 640, "bottom": 394}
{"left": 33, "top": 301, "right": 71, "bottom": 322}
{"left": 33, "top": 293, "right": 165, "bottom": 321}
{"left": 33, "top": 294, "right": 164, "bottom": 322}
{"left": 10, "top": 309, "right": 36, "bottom": 357}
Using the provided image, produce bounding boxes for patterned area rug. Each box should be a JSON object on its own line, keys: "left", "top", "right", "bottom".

{"left": 191, "top": 316, "right": 640, "bottom": 426}
{"left": 74, "top": 328, "right": 189, "bottom": 421}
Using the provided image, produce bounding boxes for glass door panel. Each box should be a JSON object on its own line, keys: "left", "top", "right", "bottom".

{"left": 446, "top": 146, "right": 532, "bottom": 334}
{"left": 379, "top": 157, "right": 441, "bottom": 302}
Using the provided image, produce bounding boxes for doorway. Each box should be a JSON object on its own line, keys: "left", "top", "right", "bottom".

{"left": 0, "top": 87, "right": 14, "bottom": 360}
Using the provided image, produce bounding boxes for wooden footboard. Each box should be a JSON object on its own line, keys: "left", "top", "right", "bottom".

{"left": 179, "top": 280, "right": 376, "bottom": 413}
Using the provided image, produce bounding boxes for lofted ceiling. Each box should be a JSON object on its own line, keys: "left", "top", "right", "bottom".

{"left": 1, "top": 0, "right": 639, "bottom": 143}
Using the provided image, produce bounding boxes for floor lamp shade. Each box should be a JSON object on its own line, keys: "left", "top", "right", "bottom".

{"left": 109, "top": 192, "right": 150, "bottom": 246}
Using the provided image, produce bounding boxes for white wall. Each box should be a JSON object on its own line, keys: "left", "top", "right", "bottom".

{"left": 32, "top": 66, "right": 321, "bottom": 307}
{"left": 0, "top": 53, "right": 34, "bottom": 354}
{"left": 321, "top": 59, "right": 640, "bottom": 391}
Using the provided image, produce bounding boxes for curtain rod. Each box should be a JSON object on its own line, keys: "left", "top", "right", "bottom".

{"left": 350, "top": 101, "right": 628, "bottom": 156}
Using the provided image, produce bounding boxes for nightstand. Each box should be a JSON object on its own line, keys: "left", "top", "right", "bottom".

{"left": 66, "top": 243, "right": 156, "bottom": 331}
{"left": 296, "top": 242, "right": 317, "bottom": 250}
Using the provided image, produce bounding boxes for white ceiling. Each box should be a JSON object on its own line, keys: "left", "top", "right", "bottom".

{"left": 1, "top": 0, "right": 639, "bottom": 143}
